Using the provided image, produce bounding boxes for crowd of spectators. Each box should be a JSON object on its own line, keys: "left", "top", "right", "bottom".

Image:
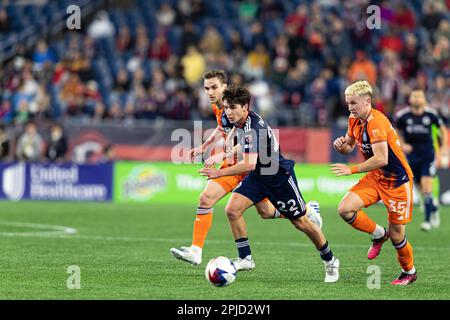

{"left": 0, "top": 0, "right": 449, "bottom": 133}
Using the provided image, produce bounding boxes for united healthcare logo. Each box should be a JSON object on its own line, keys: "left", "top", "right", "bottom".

{"left": 2, "top": 163, "right": 26, "bottom": 201}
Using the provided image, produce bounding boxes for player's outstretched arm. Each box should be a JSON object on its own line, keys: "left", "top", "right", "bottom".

{"left": 438, "top": 124, "right": 449, "bottom": 167}
{"left": 331, "top": 141, "right": 388, "bottom": 176}
{"left": 333, "top": 134, "right": 356, "bottom": 154}
{"left": 199, "top": 153, "right": 257, "bottom": 179}
{"left": 189, "top": 126, "right": 224, "bottom": 161}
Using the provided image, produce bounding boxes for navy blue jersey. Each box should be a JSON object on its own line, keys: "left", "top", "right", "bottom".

{"left": 394, "top": 107, "right": 443, "bottom": 154}
{"left": 235, "top": 111, "right": 294, "bottom": 177}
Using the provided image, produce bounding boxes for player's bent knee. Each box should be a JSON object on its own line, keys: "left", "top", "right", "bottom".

{"left": 257, "top": 207, "right": 273, "bottom": 219}
{"left": 199, "top": 191, "right": 219, "bottom": 208}
{"left": 225, "top": 205, "right": 243, "bottom": 221}
{"left": 337, "top": 202, "right": 354, "bottom": 219}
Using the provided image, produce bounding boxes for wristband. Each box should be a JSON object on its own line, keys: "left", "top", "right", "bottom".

{"left": 350, "top": 166, "right": 359, "bottom": 174}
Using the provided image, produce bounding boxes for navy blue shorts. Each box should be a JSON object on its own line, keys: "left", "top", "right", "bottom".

{"left": 407, "top": 153, "right": 436, "bottom": 184}
{"left": 233, "top": 170, "right": 307, "bottom": 219}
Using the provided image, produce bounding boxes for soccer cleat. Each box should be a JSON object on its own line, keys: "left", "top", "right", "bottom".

{"left": 367, "top": 229, "right": 389, "bottom": 260}
{"left": 420, "top": 222, "right": 432, "bottom": 232}
{"left": 391, "top": 272, "right": 417, "bottom": 285}
{"left": 430, "top": 210, "right": 440, "bottom": 229}
{"left": 233, "top": 255, "right": 255, "bottom": 271}
{"left": 324, "top": 257, "right": 340, "bottom": 283}
{"left": 306, "top": 201, "right": 323, "bottom": 229}
{"left": 170, "top": 245, "right": 202, "bottom": 266}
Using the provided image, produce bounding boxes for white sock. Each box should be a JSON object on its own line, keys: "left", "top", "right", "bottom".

{"left": 403, "top": 267, "right": 416, "bottom": 275}
{"left": 273, "top": 209, "right": 281, "bottom": 219}
{"left": 371, "top": 225, "right": 385, "bottom": 239}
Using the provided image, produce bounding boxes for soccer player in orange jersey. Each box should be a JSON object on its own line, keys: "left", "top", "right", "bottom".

{"left": 331, "top": 80, "right": 417, "bottom": 285}
{"left": 170, "top": 70, "right": 288, "bottom": 270}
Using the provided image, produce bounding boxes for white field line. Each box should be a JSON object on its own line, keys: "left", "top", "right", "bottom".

{"left": 0, "top": 221, "right": 448, "bottom": 252}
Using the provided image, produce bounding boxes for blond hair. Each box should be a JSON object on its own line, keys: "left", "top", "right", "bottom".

{"left": 345, "top": 80, "right": 373, "bottom": 97}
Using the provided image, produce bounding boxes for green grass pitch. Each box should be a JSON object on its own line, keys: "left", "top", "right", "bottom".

{"left": 0, "top": 200, "right": 449, "bottom": 299}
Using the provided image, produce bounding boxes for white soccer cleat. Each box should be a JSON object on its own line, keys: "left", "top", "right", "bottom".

{"left": 233, "top": 255, "right": 255, "bottom": 271}
{"left": 324, "top": 257, "right": 340, "bottom": 283}
{"left": 420, "top": 222, "right": 432, "bottom": 232}
{"left": 306, "top": 201, "right": 323, "bottom": 229}
{"left": 170, "top": 245, "right": 202, "bottom": 266}
{"left": 430, "top": 210, "right": 440, "bottom": 229}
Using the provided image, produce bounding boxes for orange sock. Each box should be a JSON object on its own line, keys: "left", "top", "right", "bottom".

{"left": 192, "top": 208, "right": 213, "bottom": 248}
{"left": 394, "top": 238, "right": 415, "bottom": 272}
{"left": 348, "top": 210, "right": 377, "bottom": 234}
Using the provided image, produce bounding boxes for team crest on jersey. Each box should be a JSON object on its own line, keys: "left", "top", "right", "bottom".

{"left": 407, "top": 118, "right": 413, "bottom": 125}
{"left": 372, "top": 129, "right": 380, "bottom": 138}
{"left": 422, "top": 116, "right": 430, "bottom": 126}
{"left": 363, "top": 131, "right": 368, "bottom": 142}
{"left": 223, "top": 127, "right": 232, "bottom": 134}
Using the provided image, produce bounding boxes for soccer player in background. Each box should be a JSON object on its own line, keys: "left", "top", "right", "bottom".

{"left": 331, "top": 80, "right": 417, "bottom": 285}
{"left": 199, "top": 85, "right": 340, "bottom": 283}
{"left": 394, "top": 89, "right": 448, "bottom": 231}
{"left": 170, "top": 70, "right": 322, "bottom": 270}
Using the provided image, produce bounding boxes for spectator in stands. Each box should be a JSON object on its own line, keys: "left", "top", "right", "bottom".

{"left": 401, "top": 32, "right": 420, "bottom": 79}
{"left": 241, "top": 43, "right": 270, "bottom": 79}
{"left": 108, "top": 102, "right": 123, "bottom": 122}
{"left": 29, "top": 83, "right": 51, "bottom": 121}
{"left": 199, "top": 25, "right": 224, "bottom": 56}
{"left": 14, "top": 99, "right": 30, "bottom": 125}
{"left": 347, "top": 50, "right": 377, "bottom": 85}
{"left": 134, "top": 24, "right": 150, "bottom": 59}
{"left": 87, "top": 11, "right": 115, "bottom": 39}
{"left": 0, "top": 123, "right": 10, "bottom": 161}
{"left": 84, "top": 80, "right": 102, "bottom": 116}
{"left": 156, "top": 3, "right": 176, "bottom": 28}
{"left": 238, "top": 0, "right": 259, "bottom": 22}
{"left": 393, "top": 3, "right": 416, "bottom": 31}
{"left": 92, "top": 102, "right": 107, "bottom": 124}
{"left": 284, "top": 3, "right": 308, "bottom": 38}
{"left": 60, "top": 72, "right": 85, "bottom": 116}
{"left": 116, "top": 25, "right": 132, "bottom": 53}
{"left": 0, "top": 8, "right": 10, "bottom": 33}
{"left": 181, "top": 45, "right": 205, "bottom": 85}
{"left": 15, "top": 121, "right": 43, "bottom": 162}
{"left": 149, "top": 32, "right": 171, "bottom": 61}
{"left": 180, "top": 21, "right": 199, "bottom": 55}
{"left": 32, "top": 40, "right": 56, "bottom": 70}
{"left": 428, "top": 74, "right": 450, "bottom": 121}
{"left": 113, "top": 68, "right": 131, "bottom": 94}
{"left": 378, "top": 27, "right": 403, "bottom": 54}
{"left": 421, "top": 1, "right": 445, "bottom": 32}
{"left": 45, "top": 123, "right": 67, "bottom": 163}
{"left": 0, "top": 100, "right": 13, "bottom": 124}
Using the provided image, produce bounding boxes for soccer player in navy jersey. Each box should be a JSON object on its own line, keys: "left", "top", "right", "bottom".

{"left": 199, "top": 85, "right": 339, "bottom": 282}
{"left": 394, "top": 89, "right": 448, "bottom": 231}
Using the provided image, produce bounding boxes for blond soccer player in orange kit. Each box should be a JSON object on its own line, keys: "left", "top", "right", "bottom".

{"left": 331, "top": 80, "right": 417, "bottom": 285}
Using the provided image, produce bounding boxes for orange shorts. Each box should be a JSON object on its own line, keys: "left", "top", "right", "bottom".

{"left": 212, "top": 174, "right": 245, "bottom": 193}
{"left": 350, "top": 173, "right": 413, "bottom": 225}
{"left": 210, "top": 162, "right": 248, "bottom": 193}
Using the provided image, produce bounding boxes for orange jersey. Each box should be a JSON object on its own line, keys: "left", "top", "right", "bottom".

{"left": 347, "top": 108, "right": 413, "bottom": 189}
{"left": 212, "top": 103, "right": 234, "bottom": 138}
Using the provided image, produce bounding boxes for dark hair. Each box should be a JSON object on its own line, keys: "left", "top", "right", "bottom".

{"left": 222, "top": 84, "right": 251, "bottom": 108}
{"left": 201, "top": 69, "right": 227, "bottom": 84}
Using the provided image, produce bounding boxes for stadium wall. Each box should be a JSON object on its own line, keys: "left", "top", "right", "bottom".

{"left": 1, "top": 161, "right": 449, "bottom": 205}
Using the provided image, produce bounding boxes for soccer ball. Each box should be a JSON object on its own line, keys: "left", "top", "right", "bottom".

{"left": 205, "top": 256, "right": 237, "bottom": 287}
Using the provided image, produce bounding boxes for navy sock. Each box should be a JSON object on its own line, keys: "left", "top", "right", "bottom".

{"left": 318, "top": 241, "right": 333, "bottom": 262}
{"left": 424, "top": 194, "right": 434, "bottom": 222}
{"left": 235, "top": 238, "right": 251, "bottom": 259}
